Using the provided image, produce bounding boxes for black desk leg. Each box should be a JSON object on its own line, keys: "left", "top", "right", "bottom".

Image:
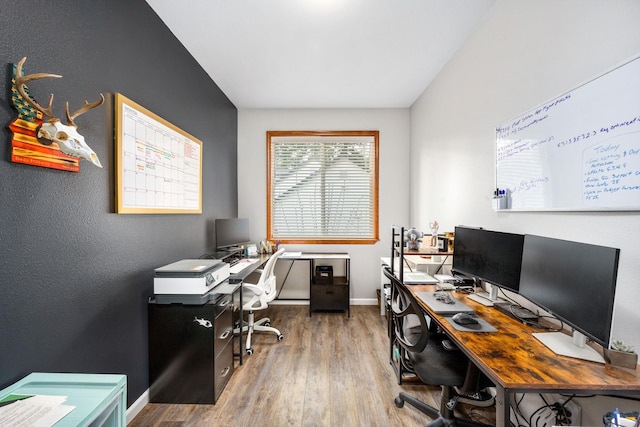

{"left": 495, "top": 386, "right": 508, "bottom": 427}
{"left": 238, "top": 283, "right": 243, "bottom": 365}
{"left": 308, "top": 259, "right": 313, "bottom": 317}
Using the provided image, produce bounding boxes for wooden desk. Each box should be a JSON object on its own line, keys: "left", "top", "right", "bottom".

{"left": 406, "top": 284, "right": 640, "bottom": 427}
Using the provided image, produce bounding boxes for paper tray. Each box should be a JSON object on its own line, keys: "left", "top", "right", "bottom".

{"left": 154, "top": 259, "right": 222, "bottom": 277}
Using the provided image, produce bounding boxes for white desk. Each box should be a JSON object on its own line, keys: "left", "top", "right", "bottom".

{"left": 403, "top": 254, "right": 452, "bottom": 275}
{"left": 380, "top": 255, "right": 452, "bottom": 316}
{"left": 280, "top": 252, "right": 350, "bottom": 317}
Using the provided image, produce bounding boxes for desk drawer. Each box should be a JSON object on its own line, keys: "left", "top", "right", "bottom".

{"left": 311, "top": 283, "right": 349, "bottom": 311}
{"left": 214, "top": 340, "right": 234, "bottom": 402}
{"left": 213, "top": 293, "right": 232, "bottom": 318}
{"left": 214, "top": 303, "right": 233, "bottom": 359}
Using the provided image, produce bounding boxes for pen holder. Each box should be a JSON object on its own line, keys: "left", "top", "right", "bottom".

{"left": 603, "top": 411, "right": 639, "bottom": 427}
{"left": 492, "top": 196, "right": 508, "bottom": 210}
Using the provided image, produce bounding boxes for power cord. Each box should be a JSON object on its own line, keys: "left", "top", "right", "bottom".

{"left": 511, "top": 392, "right": 530, "bottom": 426}
{"left": 497, "top": 287, "right": 564, "bottom": 331}
{"left": 528, "top": 394, "right": 576, "bottom": 426}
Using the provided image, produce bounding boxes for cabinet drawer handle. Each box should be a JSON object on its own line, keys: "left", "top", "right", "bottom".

{"left": 219, "top": 330, "right": 231, "bottom": 340}
{"left": 219, "top": 299, "right": 229, "bottom": 307}
{"left": 221, "top": 367, "right": 230, "bottom": 377}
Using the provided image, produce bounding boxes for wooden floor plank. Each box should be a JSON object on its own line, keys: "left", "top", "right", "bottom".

{"left": 129, "top": 305, "right": 494, "bottom": 426}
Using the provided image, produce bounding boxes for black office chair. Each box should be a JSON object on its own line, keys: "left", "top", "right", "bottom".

{"left": 385, "top": 266, "right": 493, "bottom": 427}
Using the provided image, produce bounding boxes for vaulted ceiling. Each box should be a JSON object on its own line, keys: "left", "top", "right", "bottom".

{"left": 146, "top": 0, "right": 495, "bottom": 109}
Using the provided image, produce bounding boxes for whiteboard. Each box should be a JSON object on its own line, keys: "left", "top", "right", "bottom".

{"left": 496, "top": 55, "right": 640, "bottom": 211}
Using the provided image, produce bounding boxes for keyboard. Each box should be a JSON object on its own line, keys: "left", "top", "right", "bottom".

{"left": 229, "top": 263, "right": 247, "bottom": 274}
{"left": 215, "top": 283, "right": 239, "bottom": 294}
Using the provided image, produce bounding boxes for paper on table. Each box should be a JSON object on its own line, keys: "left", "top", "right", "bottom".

{"left": 0, "top": 395, "right": 74, "bottom": 427}
{"left": 282, "top": 251, "right": 302, "bottom": 257}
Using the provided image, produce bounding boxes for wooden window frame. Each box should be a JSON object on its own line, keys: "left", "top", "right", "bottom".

{"left": 267, "top": 130, "right": 379, "bottom": 245}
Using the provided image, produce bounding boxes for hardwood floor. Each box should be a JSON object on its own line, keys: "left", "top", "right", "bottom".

{"left": 130, "top": 305, "right": 494, "bottom": 427}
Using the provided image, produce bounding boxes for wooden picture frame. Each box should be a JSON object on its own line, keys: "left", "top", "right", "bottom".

{"left": 114, "top": 93, "right": 202, "bottom": 214}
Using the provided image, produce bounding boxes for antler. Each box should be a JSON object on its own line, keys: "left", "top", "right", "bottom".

{"left": 14, "top": 57, "right": 62, "bottom": 120}
{"left": 65, "top": 94, "right": 105, "bottom": 127}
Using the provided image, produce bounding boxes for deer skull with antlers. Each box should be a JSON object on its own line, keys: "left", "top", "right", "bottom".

{"left": 15, "top": 57, "right": 104, "bottom": 168}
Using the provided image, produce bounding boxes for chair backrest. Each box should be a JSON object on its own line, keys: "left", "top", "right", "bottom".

{"left": 384, "top": 266, "right": 430, "bottom": 354}
{"left": 255, "top": 247, "right": 286, "bottom": 303}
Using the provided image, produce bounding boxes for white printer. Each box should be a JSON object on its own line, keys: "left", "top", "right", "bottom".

{"left": 154, "top": 259, "right": 230, "bottom": 295}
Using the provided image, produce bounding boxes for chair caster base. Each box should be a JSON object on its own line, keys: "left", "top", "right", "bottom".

{"left": 246, "top": 348, "right": 254, "bottom": 355}
{"left": 277, "top": 334, "right": 284, "bottom": 341}
{"left": 395, "top": 396, "right": 404, "bottom": 408}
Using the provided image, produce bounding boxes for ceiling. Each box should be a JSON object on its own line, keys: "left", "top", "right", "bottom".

{"left": 145, "top": 0, "right": 495, "bottom": 109}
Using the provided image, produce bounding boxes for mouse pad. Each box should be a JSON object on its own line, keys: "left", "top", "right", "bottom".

{"left": 444, "top": 316, "right": 498, "bottom": 332}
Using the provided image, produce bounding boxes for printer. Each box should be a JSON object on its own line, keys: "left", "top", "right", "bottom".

{"left": 154, "top": 259, "right": 230, "bottom": 295}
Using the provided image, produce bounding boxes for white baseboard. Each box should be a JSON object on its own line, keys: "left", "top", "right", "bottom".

{"left": 127, "top": 389, "right": 149, "bottom": 424}
{"left": 351, "top": 298, "right": 377, "bottom": 305}
{"left": 270, "top": 299, "right": 309, "bottom": 305}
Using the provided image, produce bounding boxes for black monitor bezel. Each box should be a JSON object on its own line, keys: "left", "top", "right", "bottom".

{"left": 215, "top": 218, "right": 251, "bottom": 250}
{"left": 518, "top": 234, "right": 620, "bottom": 347}
{"left": 451, "top": 226, "right": 524, "bottom": 293}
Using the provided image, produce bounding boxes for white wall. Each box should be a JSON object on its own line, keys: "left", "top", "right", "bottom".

{"left": 238, "top": 109, "right": 410, "bottom": 301}
{"left": 410, "top": 0, "right": 640, "bottom": 422}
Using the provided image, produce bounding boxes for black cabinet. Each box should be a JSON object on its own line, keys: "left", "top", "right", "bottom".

{"left": 308, "top": 254, "right": 350, "bottom": 316}
{"left": 148, "top": 292, "right": 234, "bottom": 404}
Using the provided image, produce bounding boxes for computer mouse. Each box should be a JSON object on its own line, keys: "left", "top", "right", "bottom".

{"left": 452, "top": 312, "right": 479, "bottom": 325}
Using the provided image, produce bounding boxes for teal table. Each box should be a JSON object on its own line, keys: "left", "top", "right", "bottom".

{"left": 0, "top": 372, "right": 126, "bottom": 426}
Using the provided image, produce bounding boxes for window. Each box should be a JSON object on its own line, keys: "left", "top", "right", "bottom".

{"left": 267, "top": 130, "right": 379, "bottom": 244}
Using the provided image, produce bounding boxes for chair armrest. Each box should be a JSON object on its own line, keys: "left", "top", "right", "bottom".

{"left": 242, "top": 282, "right": 264, "bottom": 296}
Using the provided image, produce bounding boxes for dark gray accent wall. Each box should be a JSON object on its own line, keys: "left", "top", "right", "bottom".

{"left": 0, "top": 0, "right": 238, "bottom": 406}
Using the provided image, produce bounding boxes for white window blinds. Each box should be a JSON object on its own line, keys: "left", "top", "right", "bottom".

{"left": 268, "top": 132, "right": 379, "bottom": 243}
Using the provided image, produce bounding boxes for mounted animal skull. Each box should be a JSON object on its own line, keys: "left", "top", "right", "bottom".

{"left": 15, "top": 57, "right": 104, "bottom": 168}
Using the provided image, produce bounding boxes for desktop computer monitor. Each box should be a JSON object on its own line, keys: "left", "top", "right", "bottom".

{"left": 518, "top": 234, "right": 620, "bottom": 363}
{"left": 215, "top": 218, "right": 251, "bottom": 250}
{"left": 452, "top": 226, "right": 524, "bottom": 299}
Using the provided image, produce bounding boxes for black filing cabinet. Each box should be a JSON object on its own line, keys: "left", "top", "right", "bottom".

{"left": 148, "top": 293, "right": 234, "bottom": 403}
{"left": 310, "top": 281, "right": 349, "bottom": 311}
{"left": 309, "top": 255, "right": 350, "bottom": 316}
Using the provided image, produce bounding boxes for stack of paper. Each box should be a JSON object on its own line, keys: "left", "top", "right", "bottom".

{"left": 0, "top": 394, "right": 74, "bottom": 427}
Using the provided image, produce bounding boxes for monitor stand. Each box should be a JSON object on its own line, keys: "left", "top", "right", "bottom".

{"left": 469, "top": 285, "right": 506, "bottom": 306}
{"left": 532, "top": 331, "right": 605, "bottom": 364}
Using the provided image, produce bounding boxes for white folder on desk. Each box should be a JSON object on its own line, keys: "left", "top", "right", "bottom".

{"left": 281, "top": 251, "right": 302, "bottom": 258}
{"left": 402, "top": 271, "right": 438, "bottom": 284}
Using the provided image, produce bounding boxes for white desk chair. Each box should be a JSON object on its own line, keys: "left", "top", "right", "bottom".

{"left": 234, "top": 247, "right": 285, "bottom": 355}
